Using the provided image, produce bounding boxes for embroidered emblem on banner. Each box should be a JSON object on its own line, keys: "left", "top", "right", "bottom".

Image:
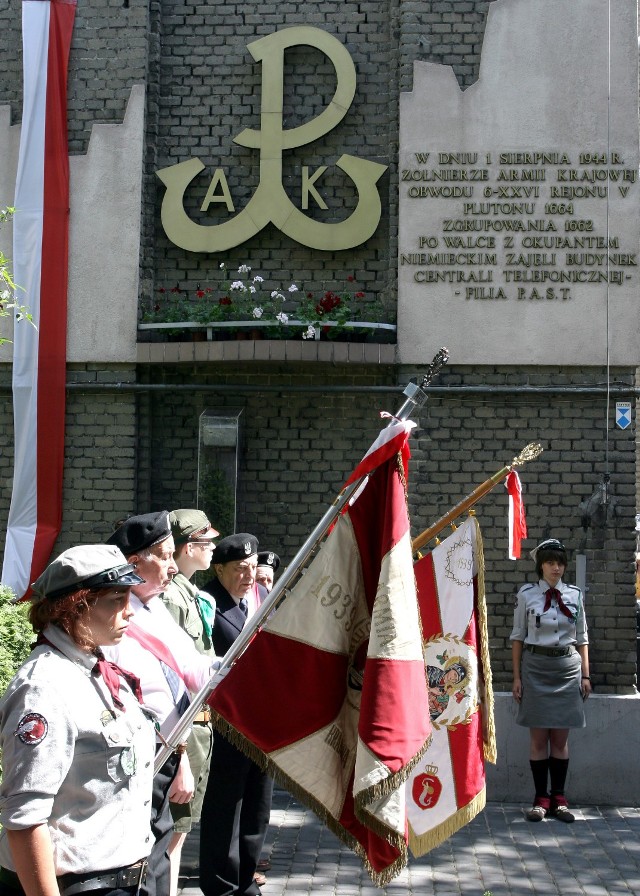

{"left": 411, "top": 765, "right": 443, "bottom": 810}
{"left": 424, "top": 637, "right": 478, "bottom": 731}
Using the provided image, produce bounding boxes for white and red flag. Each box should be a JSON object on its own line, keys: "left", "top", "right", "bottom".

{"left": 208, "top": 420, "right": 431, "bottom": 884}
{"left": 2, "top": 0, "right": 76, "bottom": 599}
{"left": 406, "top": 516, "right": 496, "bottom": 855}
{"left": 505, "top": 469, "right": 527, "bottom": 560}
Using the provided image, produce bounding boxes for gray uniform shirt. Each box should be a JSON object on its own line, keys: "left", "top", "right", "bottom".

{"left": 0, "top": 625, "right": 155, "bottom": 875}
{"left": 510, "top": 578, "right": 588, "bottom": 648}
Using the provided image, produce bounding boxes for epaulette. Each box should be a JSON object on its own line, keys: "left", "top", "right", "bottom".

{"left": 564, "top": 584, "right": 582, "bottom": 596}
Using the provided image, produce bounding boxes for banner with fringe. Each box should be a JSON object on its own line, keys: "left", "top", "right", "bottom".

{"left": 407, "top": 516, "right": 496, "bottom": 855}
{"left": 208, "top": 421, "right": 431, "bottom": 885}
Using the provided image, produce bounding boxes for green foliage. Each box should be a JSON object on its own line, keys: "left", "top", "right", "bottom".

{"left": 0, "top": 206, "right": 34, "bottom": 345}
{"left": 0, "top": 584, "right": 33, "bottom": 697}
{"left": 143, "top": 265, "right": 389, "bottom": 339}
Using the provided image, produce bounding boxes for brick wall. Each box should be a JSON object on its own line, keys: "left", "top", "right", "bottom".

{"left": 130, "top": 361, "right": 636, "bottom": 695}
{"left": 0, "top": 361, "right": 636, "bottom": 693}
{"left": 0, "top": 2, "right": 637, "bottom": 697}
{"left": 0, "top": 365, "right": 138, "bottom": 555}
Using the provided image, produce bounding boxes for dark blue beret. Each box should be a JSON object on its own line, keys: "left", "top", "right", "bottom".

{"left": 107, "top": 510, "right": 172, "bottom": 557}
{"left": 257, "top": 551, "right": 280, "bottom": 572}
{"left": 212, "top": 533, "right": 259, "bottom": 564}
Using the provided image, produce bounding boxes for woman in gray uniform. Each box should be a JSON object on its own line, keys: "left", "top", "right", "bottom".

{"left": 0, "top": 544, "right": 156, "bottom": 896}
{"left": 511, "top": 538, "right": 591, "bottom": 824}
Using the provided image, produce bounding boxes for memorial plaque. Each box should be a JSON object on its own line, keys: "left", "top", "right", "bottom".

{"left": 398, "top": 0, "right": 639, "bottom": 365}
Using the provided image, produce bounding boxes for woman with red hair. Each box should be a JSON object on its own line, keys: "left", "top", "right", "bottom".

{"left": 0, "top": 544, "right": 155, "bottom": 896}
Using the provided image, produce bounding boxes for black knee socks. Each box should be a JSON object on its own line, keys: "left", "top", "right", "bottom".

{"left": 549, "top": 756, "right": 569, "bottom": 796}
{"left": 529, "top": 758, "right": 549, "bottom": 799}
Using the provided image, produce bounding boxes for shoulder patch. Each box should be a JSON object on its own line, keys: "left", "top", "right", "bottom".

{"left": 14, "top": 712, "right": 48, "bottom": 745}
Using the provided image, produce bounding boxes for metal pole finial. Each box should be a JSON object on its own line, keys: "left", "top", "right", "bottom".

{"left": 420, "top": 347, "right": 449, "bottom": 390}
{"left": 509, "top": 442, "right": 543, "bottom": 468}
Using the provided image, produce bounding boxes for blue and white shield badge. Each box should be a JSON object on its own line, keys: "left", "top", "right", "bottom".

{"left": 616, "top": 401, "right": 632, "bottom": 430}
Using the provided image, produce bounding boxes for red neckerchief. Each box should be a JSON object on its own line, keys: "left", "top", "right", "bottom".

{"left": 543, "top": 587, "right": 575, "bottom": 621}
{"left": 37, "top": 634, "right": 143, "bottom": 711}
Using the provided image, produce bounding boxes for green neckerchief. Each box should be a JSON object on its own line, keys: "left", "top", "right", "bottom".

{"left": 195, "top": 589, "right": 216, "bottom": 640}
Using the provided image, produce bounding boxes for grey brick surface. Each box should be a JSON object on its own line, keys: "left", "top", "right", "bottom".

{"left": 178, "top": 788, "right": 640, "bottom": 896}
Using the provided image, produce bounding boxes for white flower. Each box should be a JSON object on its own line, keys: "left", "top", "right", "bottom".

{"left": 249, "top": 284, "right": 257, "bottom": 294}
{"left": 252, "top": 307, "right": 264, "bottom": 319}
{"left": 288, "top": 284, "right": 299, "bottom": 293}
{"left": 276, "top": 311, "right": 289, "bottom": 324}
{"left": 219, "top": 262, "right": 225, "bottom": 269}
{"left": 302, "top": 325, "right": 316, "bottom": 340}
{"left": 237, "top": 264, "right": 251, "bottom": 274}
{"left": 271, "top": 290, "right": 285, "bottom": 301}
{"left": 253, "top": 275, "right": 264, "bottom": 284}
{"left": 230, "top": 280, "right": 245, "bottom": 291}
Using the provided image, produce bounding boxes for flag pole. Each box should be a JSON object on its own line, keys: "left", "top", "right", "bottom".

{"left": 154, "top": 347, "right": 449, "bottom": 772}
{"left": 411, "top": 441, "right": 543, "bottom": 555}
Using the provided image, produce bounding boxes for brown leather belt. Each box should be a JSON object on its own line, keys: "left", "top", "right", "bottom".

{"left": 193, "top": 707, "right": 211, "bottom": 724}
{"left": 525, "top": 644, "right": 573, "bottom": 657}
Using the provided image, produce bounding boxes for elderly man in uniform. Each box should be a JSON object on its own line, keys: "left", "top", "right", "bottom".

{"left": 160, "top": 508, "right": 219, "bottom": 896}
{"left": 199, "top": 534, "right": 274, "bottom": 896}
{"left": 255, "top": 551, "right": 280, "bottom": 594}
{"left": 104, "top": 511, "right": 221, "bottom": 896}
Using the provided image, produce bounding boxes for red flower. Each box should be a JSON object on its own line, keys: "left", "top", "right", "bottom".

{"left": 347, "top": 275, "right": 355, "bottom": 282}
{"left": 196, "top": 290, "right": 205, "bottom": 298}
{"left": 355, "top": 291, "right": 365, "bottom": 298}
{"left": 157, "top": 287, "right": 166, "bottom": 294}
{"left": 315, "top": 291, "right": 342, "bottom": 315}
{"left": 171, "top": 285, "right": 182, "bottom": 294}
{"left": 219, "top": 296, "right": 232, "bottom": 306}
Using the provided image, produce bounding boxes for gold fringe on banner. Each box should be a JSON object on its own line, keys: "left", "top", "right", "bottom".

{"left": 409, "top": 788, "right": 488, "bottom": 857}
{"left": 209, "top": 710, "right": 430, "bottom": 887}
{"left": 472, "top": 516, "right": 497, "bottom": 764}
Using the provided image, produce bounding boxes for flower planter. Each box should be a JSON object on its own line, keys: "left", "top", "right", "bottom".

{"left": 138, "top": 320, "right": 396, "bottom": 344}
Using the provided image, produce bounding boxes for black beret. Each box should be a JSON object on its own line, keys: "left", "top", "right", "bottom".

{"left": 212, "top": 533, "right": 259, "bottom": 564}
{"left": 257, "top": 551, "right": 280, "bottom": 572}
{"left": 107, "top": 510, "right": 172, "bottom": 557}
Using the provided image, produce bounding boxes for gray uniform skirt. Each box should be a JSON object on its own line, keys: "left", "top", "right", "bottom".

{"left": 517, "top": 647, "right": 586, "bottom": 729}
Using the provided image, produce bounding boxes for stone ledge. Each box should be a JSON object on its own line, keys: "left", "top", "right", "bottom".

{"left": 136, "top": 340, "right": 397, "bottom": 365}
